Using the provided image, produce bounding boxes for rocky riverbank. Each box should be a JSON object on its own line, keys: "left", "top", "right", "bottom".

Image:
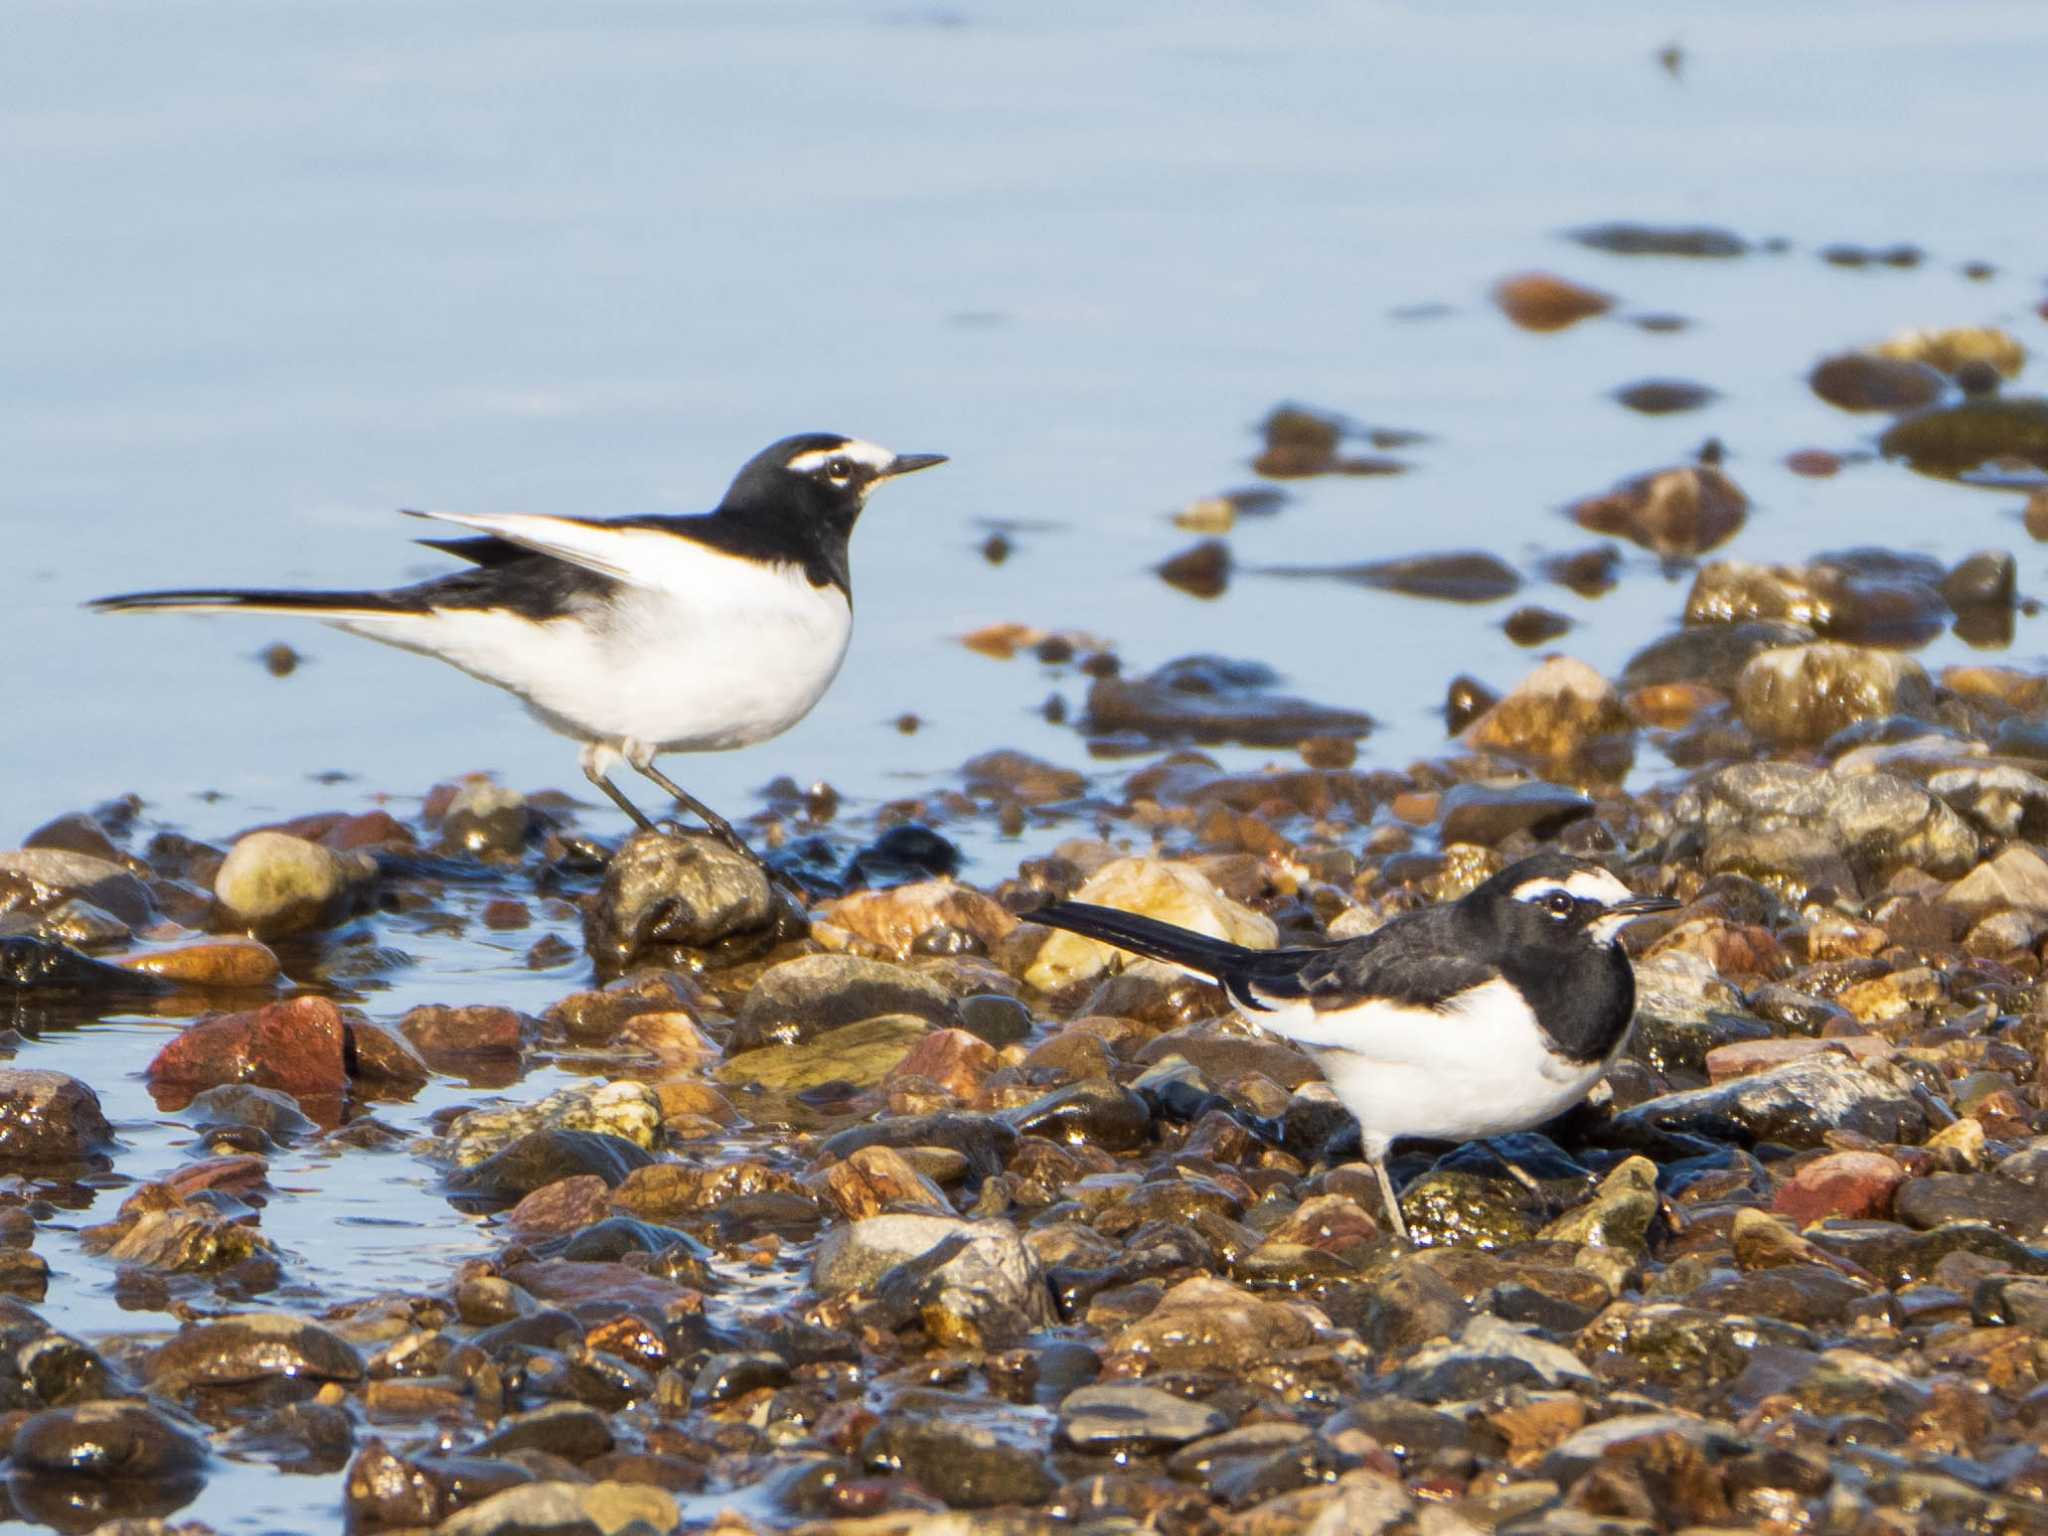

{"left": 8, "top": 610, "right": 2048, "bottom": 1535}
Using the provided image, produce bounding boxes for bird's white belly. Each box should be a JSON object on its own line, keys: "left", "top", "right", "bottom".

{"left": 340, "top": 556, "right": 853, "bottom": 752}
{"left": 1252, "top": 978, "right": 1616, "bottom": 1156}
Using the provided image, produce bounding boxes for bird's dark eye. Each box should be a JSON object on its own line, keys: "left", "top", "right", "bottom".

{"left": 825, "top": 457, "right": 855, "bottom": 480}
{"left": 1545, "top": 892, "right": 1575, "bottom": 918}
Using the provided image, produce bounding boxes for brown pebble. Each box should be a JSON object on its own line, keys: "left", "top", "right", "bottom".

{"left": 1784, "top": 448, "right": 1842, "bottom": 477}
{"left": 1493, "top": 271, "right": 1614, "bottom": 331}
{"left": 1503, "top": 606, "right": 1572, "bottom": 646}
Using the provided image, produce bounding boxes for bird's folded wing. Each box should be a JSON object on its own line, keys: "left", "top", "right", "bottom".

{"left": 1240, "top": 942, "right": 1502, "bottom": 1046}
{"left": 403, "top": 510, "right": 648, "bottom": 585}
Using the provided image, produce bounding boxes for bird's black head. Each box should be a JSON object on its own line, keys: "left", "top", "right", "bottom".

{"left": 1466, "top": 851, "right": 1678, "bottom": 951}
{"left": 719, "top": 433, "right": 946, "bottom": 537}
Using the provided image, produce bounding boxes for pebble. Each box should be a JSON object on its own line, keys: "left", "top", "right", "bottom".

{"left": 145, "top": 996, "right": 350, "bottom": 1097}
{"left": 1059, "top": 1383, "right": 1227, "bottom": 1451}
{"left": 0, "top": 1068, "right": 115, "bottom": 1161}
{"left": 212, "top": 830, "right": 374, "bottom": 938}
{"left": 147, "top": 1313, "right": 364, "bottom": 1393}
{"left": 1025, "top": 856, "right": 1274, "bottom": 992}
{"left": 1614, "top": 1053, "right": 1929, "bottom": 1148}
{"left": 582, "top": 829, "right": 776, "bottom": 969}
{"left": 11, "top": 1398, "right": 210, "bottom": 1477}
{"left": 1083, "top": 654, "right": 1374, "bottom": 748}
{"left": 731, "top": 953, "right": 956, "bottom": 1050}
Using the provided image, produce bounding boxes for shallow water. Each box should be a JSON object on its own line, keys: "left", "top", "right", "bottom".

{"left": 3, "top": 1, "right": 2047, "bottom": 1530}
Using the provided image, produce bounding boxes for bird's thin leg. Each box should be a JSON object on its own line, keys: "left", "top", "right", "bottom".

{"left": 629, "top": 757, "right": 754, "bottom": 860}
{"left": 1368, "top": 1141, "right": 1411, "bottom": 1242}
{"left": 581, "top": 743, "right": 657, "bottom": 833}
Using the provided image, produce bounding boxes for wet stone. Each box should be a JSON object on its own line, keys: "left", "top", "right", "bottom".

{"left": 212, "top": 830, "right": 373, "bottom": 938}
{"left": 147, "top": 1313, "right": 363, "bottom": 1393}
{"left": 863, "top": 1414, "right": 1055, "bottom": 1509}
{"left": 717, "top": 1013, "right": 930, "bottom": 1092}
{"left": 439, "top": 779, "right": 530, "bottom": 856}
{"left": 11, "top": 1398, "right": 209, "bottom": 1478}
{"left": 583, "top": 829, "right": 776, "bottom": 970}
{"left": 0, "top": 935, "right": 169, "bottom": 999}
{"left": 1810, "top": 351, "right": 1946, "bottom": 413}
{"left": 1059, "top": 1383, "right": 1226, "bottom": 1452}
{"left": 474, "top": 1401, "right": 616, "bottom": 1462}
{"left": 446, "top": 1130, "right": 655, "bottom": 1206}
{"left": 0, "top": 848, "right": 155, "bottom": 929}
{"left": 0, "top": 1069, "right": 115, "bottom": 1162}
{"left": 1437, "top": 781, "right": 1594, "bottom": 846}
{"left": 730, "top": 953, "right": 956, "bottom": 1050}
{"left": 401, "top": 1004, "right": 532, "bottom": 1058}
{"left": 1894, "top": 1172, "right": 2048, "bottom": 1241}
{"left": 1613, "top": 1053, "right": 1928, "bottom": 1149}
{"left": 1002, "top": 1080, "right": 1151, "bottom": 1152}
{"left": 442, "top": 1080, "right": 662, "bottom": 1167}
{"left": 1084, "top": 653, "right": 1374, "bottom": 748}
{"left": 1612, "top": 378, "right": 1716, "bottom": 415}
{"left": 1569, "top": 463, "right": 1747, "bottom": 558}
{"left": 145, "top": 996, "right": 349, "bottom": 1098}
{"left": 1494, "top": 271, "right": 1614, "bottom": 331}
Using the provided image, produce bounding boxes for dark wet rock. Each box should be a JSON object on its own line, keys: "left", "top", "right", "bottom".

{"left": 731, "top": 953, "right": 955, "bottom": 1050}
{"left": 147, "top": 1313, "right": 363, "bottom": 1393}
{"left": 447, "top": 1130, "right": 654, "bottom": 1206}
{"left": 1343, "top": 1256, "right": 1472, "bottom": 1357}
{"left": 1437, "top": 781, "right": 1593, "bottom": 845}
{"left": 145, "top": 996, "right": 349, "bottom": 1097}
{"left": 211, "top": 830, "right": 374, "bottom": 938}
{"left": 1541, "top": 544, "right": 1621, "bottom": 598}
{"left": 0, "top": 935, "right": 170, "bottom": 998}
{"left": 1809, "top": 351, "right": 1945, "bottom": 412}
{"left": 583, "top": 829, "right": 777, "bottom": 969}
{"left": 816, "top": 1112, "right": 1017, "bottom": 1189}
{"left": 962, "top": 750, "right": 1087, "bottom": 806}
{"left": 474, "top": 1401, "right": 615, "bottom": 1462}
{"left": 1732, "top": 642, "right": 1935, "bottom": 748}
{"left": 1613, "top": 378, "right": 1716, "bottom": 414}
{"left": 503, "top": 1176, "right": 611, "bottom": 1237}
{"left": 342, "top": 1439, "right": 527, "bottom": 1531}
{"left": 1493, "top": 271, "right": 1614, "bottom": 331}
{"left": 1895, "top": 1172, "right": 2048, "bottom": 1240}
{"left": 0, "top": 1069, "right": 115, "bottom": 1162}
{"left": 1059, "top": 1383, "right": 1227, "bottom": 1452}
{"left": 1084, "top": 654, "right": 1374, "bottom": 748}
{"left": 1612, "top": 1054, "right": 1927, "bottom": 1149}
{"left": 690, "top": 1350, "right": 789, "bottom": 1406}
{"left": 0, "top": 848, "right": 155, "bottom": 929}
{"left": 1443, "top": 675, "right": 1500, "bottom": 734}
{"left": 863, "top": 1412, "right": 1054, "bottom": 1509}
{"left": 1619, "top": 620, "right": 1813, "bottom": 692}
{"left": 346, "top": 1020, "right": 431, "bottom": 1090}
{"left": 1568, "top": 463, "right": 1747, "bottom": 558}
{"left": 1881, "top": 395, "right": 2048, "bottom": 477}
{"left": 1569, "top": 222, "right": 1747, "bottom": 258}
{"left": 1002, "top": 1080, "right": 1150, "bottom": 1152}
{"left": 956, "top": 993, "right": 1033, "bottom": 1047}
{"left": 1157, "top": 538, "right": 1229, "bottom": 598}
{"left": 1538, "top": 1155, "right": 1662, "bottom": 1252}
{"left": 1276, "top": 549, "right": 1520, "bottom": 604}
{"left": 238, "top": 1397, "right": 354, "bottom": 1473}
{"left": 439, "top": 780, "right": 531, "bottom": 856}
{"left": 401, "top": 1004, "right": 533, "bottom": 1059}
{"left": 1685, "top": 556, "right": 1953, "bottom": 645}
{"left": 1940, "top": 547, "right": 2017, "bottom": 611}
{"left": 1395, "top": 1314, "right": 1593, "bottom": 1402}
{"left": 23, "top": 811, "right": 130, "bottom": 866}
{"left": 1502, "top": 605, "right": 1573, "bottom": 646}
{"left": 11, "top": 1398, "right": 209, "bottom": 1477}
{"left": 1576, "top": 1302, "right": 1815, "bottom": 1389}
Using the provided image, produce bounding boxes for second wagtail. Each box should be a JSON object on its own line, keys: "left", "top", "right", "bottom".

{"left": 91, "top": 434, "right": 946, "bottom": 864}
{"left": 1028, "top": 851, "right": 1676, "bottom": 1239}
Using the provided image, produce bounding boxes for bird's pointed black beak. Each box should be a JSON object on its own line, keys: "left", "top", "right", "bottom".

{"left": 880, "top": 452, "right": 947, "bottom": 479}
{"left": 1612, "top": 895, "right": 1680, "bottom": 917}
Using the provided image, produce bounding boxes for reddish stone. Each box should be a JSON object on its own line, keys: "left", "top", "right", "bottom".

{"left": 501, "top": 1258, "right": 694, "bottom": 1314}
{"left": 504, "top": 1175, "right": 611, "bottom": 1236}
{"left": 1772, "top": 1150, "right": 1907, "bottom": 1225}
{"left": 399, "top": 1005, "right": 532, "bottom": 1057}
{"left": 322, "top": 811, "right": 416, "bottom": 852}
{"left": 1704, "top": 1035, "right": 1892, "bottom": 1083}
{"left": 480, "top": 898, "right": 530, "bottom": 931}
{"left": 146, "top": 996, "right": 348, "bottom": 1094}
{"left": 347, "top": 1021, "right": 431, "bottom": 1089}
{"left": 883, "top": 1028, "right": 998, "bottom": 1099}
{"left": 159, "top": 1155, "right": 269, "bottom": 1203}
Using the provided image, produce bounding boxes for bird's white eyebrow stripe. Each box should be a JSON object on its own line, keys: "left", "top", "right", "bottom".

{"left": 784, "top": 439, "right": 896, "bottom": 475}
{"left": 1511, "top": 869, "right": 1633, "bottom": 904}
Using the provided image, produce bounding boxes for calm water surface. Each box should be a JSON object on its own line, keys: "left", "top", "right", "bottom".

{"left": 3, "top": 2, "right": 2046, "bottom": 1530}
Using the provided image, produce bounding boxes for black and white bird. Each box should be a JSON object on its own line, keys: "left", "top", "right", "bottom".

{"left": 1028, "top": 851, "right": 1677, "bottom": 1240}
{"left": 90, "top": 434, "right": 946, "bottom": 864}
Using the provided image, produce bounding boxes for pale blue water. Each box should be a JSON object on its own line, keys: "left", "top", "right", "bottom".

{"left": 3, "top": 2, "right": 2047, "bottom": 1529}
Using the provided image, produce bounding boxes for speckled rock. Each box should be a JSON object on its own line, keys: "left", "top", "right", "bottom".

{"left": 716, "top": 1013, "right": 930, "bottom": 1091}
{"left": 147, "top": 1313, "right": 363, "bottom": 1393}
{"left": 731, "top": 953, "right": 957, "bottom": 1049}
{"left": 1614, "top": 1053, "right": 1927, "bottom": 1149}
{"left": 583, "top": 829, "right": 775, "bottom": 968}
{"left": 441, "top": 1080, "right": 662, "bottom": 1167}
{"left": 1461, "top": 656, "right": 1634, "bottom": 772}
{"left": 1733, "top": 643, "right": 1933, "bottom": 747}
{"left": 0, "top": 1069, "right": 115, "bottom": 1162}
{"left": 811, "top": 879, "right": 1020, "bottom": 960}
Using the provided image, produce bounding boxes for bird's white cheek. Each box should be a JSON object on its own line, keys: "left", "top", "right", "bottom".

{"left": 1586, "top": 913, "right": 1638, "bottom": 945}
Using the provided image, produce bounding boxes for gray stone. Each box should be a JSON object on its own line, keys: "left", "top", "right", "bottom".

{"left": 732, "top": 953, "right": 956, "bottom": 1050}
{"left": 1060, "top": 1383, "right": 1228, "bottom": 1451}
{"left": 1394, "top": 1313, "right": 1594, "bottom": 1401}
{"left": 862, "top": 1414, "right": 1054, "bottom": 1508}
{"left": 1928, "top": 764, "right": 2048, "bottom": 841}
{"left": 0, "top": 1070, "right": 115, "bottom": 1162}
{"left": 1613, "top": 1054, "right": 1928, "bottom": 1149}
{"left": 11, "top": 1398, "right": 209, "bottom": 1478}
{"left": 812, "top": 1215, "right": 1055, "bottom": 1337}
{"left": 1734, "top": 643, "right": 1933, "bottom": 747}
{"left": 1437, "top": 781, "right": 1594, "bottom": 846}
{"left": 583, "top": 829, "right": 775, "bottom": 969}
{"left": 0, "top": 849, "right": 154, "bottom": 928}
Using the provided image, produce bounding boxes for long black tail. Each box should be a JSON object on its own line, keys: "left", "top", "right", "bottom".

{"left": 88, "top": 588, "right": 413, "bottom": 617}
{"left": 1028, "top": 901, "right": 1264, "bottom": 979}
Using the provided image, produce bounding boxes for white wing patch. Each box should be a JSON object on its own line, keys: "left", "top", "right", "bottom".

{"left": 405, "top": 510, "right": 678, "bottom": 587}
